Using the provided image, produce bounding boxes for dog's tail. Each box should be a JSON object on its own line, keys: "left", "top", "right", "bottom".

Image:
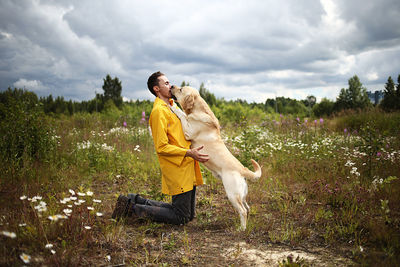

{"left": 241, "top": 159, "right": 262, "bottom": 180}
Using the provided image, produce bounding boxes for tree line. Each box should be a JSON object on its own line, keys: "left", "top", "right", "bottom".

{"left": 1, "top": 73, "right": 400, "bottom": 119}
{"left": 196, "top": 74, "right": 400, "bottom": 117}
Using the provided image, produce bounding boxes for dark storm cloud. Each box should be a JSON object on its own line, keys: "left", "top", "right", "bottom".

{"left": 0, "top": 0, "right": 399, "bottom": 102}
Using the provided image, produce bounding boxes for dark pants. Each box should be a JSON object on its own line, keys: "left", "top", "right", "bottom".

{"left": 128, "top": 187, "right": 196, "bottom": 225}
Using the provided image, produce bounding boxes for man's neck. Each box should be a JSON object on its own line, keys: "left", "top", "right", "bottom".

{"left": 158, "top": 95, "right": 170, "bottom": 105}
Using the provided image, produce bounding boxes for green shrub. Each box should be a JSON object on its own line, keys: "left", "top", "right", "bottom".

{"left": 0, "top": 88, "right": 56, "bottom": 170}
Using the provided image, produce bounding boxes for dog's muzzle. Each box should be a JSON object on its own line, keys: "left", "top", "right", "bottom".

{"left": 170, "top": 85, "right": 177, "bottom": 100}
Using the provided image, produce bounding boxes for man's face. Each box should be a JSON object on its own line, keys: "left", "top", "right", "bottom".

{"left": 155, "top": 75, "right": 172, "bottom": 99}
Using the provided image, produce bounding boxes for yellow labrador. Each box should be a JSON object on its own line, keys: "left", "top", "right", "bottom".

{"left": 170, "top": 85, "right": 261, "bottom": 230}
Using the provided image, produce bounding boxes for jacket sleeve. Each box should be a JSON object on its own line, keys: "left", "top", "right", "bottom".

{"left": 150, "top": 107, "right": 188, "bottom": 166}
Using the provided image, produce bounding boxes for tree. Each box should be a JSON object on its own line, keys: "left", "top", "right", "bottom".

{"left": 334, "top": 75, "right": 371, "bottom": 111}
{"left": 397, "top": 74, "right": 400, "bottom": 97}
{"left": 199, "top": 83, "right": 217, "bottom": 107}
{"left": 380, "top": 75, "right": 399, "bottom": 111}
{"left": 181, "top": 81, "right": 190, "bottom": 87}
{"left": 302, "top": 95, "right": 316, "bottom": 108}
{"left": 102, "top": 74, "right": 122, "bottom": 108}
{"left": 312, "top": 98, "right": 334, "bottom": 117}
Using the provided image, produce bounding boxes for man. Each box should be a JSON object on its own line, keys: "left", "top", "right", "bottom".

{"left": 112, "top": 71, "right": 209, "bottom": 225}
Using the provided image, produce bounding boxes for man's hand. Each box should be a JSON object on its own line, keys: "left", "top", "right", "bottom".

{"left": 186, "top": 145, "right": 209, "bottom": 163}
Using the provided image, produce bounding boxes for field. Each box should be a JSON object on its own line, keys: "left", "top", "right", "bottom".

{"left": 1, "top": 109, "right": 400, "bottom": 266}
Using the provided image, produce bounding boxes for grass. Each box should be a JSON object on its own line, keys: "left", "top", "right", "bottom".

{"left": 1, "top": 110, "right": 400, "bottom": 265}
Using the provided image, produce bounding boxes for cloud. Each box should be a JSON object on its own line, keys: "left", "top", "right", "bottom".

{"left": 0, "top": 0, "right": 399, "bottom": 103}
{"left": 13, "top": 78, "right": 48, "bottom": 91}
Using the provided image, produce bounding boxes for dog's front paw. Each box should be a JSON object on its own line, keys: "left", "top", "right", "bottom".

{"left": 169, "top": 105, "right": 185, "bottom": 118}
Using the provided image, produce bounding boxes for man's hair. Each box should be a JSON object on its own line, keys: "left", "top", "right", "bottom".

{"left": 147, "top": 71, "right": 165, "bottom": 96}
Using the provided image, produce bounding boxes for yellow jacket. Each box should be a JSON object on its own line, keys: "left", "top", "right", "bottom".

{"left": 149, "top": 97, "right": 203, "bottom": 195}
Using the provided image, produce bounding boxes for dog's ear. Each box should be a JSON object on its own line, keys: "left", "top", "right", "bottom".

{"left": 182, "top": 94, "right": 194, "bottom": 112}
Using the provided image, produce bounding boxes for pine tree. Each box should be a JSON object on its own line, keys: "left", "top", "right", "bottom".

{"left": 102, "top": 74, "right": 122, "bottom": 108}
{"left": 380, "top": 76, "right": 398, "bottom": 111}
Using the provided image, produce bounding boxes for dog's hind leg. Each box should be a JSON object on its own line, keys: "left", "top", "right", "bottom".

{"left": 222, "top": 174, "right": 248, "bottom": 230}
{"left": 226, "top": 193, "right": 247, "bottom": 230}
{"left": 242, "top": 181, "right": 250, "bottom": 215}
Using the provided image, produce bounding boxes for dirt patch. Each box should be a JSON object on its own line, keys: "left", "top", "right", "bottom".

{"left": 223, "top": 241, "right": 353, "bottom": 266}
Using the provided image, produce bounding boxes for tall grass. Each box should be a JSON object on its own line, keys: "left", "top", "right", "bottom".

{"left": 1, "top": 108, "right": 399, "bottom": 265}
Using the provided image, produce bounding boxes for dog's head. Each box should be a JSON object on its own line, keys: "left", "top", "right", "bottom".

{"left": 170, "top": 85, "right": 199, "bottom": 114}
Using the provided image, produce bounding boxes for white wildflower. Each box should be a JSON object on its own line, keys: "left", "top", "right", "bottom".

{"left": 20, "top": 253, "right": 31, "bottom": 264}
{"left": 20, "top": 195, "right": 27, "bottom": 200}
{"left": 30, "top": 195, "right": 42, "bottom": 202}
{"left": 63, "top": 208, "right": 72, "bottom": 215}
{"left": 34, "top": 201, "right": 47, "bottom": 212}
{"left": 96, "top": 212, "right": 103, "bottom": 217}
{"left": 1, "top": 231, "right": 16, "bottom": 239}
{"left": 60, "top": 197, "right": 71, "bottom": 204}
{"left": 48, "top": 215, "right": 59, "bottom": 222}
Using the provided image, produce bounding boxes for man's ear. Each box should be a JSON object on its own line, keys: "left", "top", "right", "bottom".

{"left": 182, "top": 94, "right": 194, "bottom": 112}
{"left": 153, "top": 85, "right": 159, "bottom": 95}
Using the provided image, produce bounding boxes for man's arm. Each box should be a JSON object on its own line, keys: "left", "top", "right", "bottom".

{"left": 150, "top": 107, "right": 188, "bottom": 166}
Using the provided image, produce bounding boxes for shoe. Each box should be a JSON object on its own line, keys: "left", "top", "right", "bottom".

{"left": 111, "top": 195, "right": 130, "bottom": 220}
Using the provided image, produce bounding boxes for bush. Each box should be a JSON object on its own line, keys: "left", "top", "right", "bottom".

{"left": 0, "top": 88, "right": 56, "bottom": 170}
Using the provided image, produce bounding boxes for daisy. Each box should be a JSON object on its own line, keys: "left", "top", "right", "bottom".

{"left": 20, "top": 253, "right": 31, "bottom": 264}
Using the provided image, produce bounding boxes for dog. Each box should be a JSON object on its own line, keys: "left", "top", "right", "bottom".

{"left": 170, "top": 85, "right": 261, "bottom": 230}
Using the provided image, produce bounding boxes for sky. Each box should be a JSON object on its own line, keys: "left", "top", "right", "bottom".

{"left": 1, "top": 0, "right": 400, "bottom": 103}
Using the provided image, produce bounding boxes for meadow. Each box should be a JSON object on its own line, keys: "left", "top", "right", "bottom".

{"left": 1, "top": 105, "right": 400, "bottom": 266}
